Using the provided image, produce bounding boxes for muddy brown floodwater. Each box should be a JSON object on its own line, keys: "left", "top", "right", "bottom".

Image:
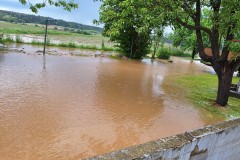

{"left": 0, "top": 46, "right": 222, "bottom": 160}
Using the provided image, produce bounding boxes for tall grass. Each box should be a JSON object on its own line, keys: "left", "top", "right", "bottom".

{"left": 15, "top": 35, "right": 23, "bottom": 43}
{"left": 31, "top": 40, "right": 117, "bottom": 51}
{"left": 68, "top": 42, "right": 77, "bottom": 48}
{"left": 46, "top": 38, "right": 51, "bottom": 45}
{"left": 31, "top": 39, "right": 43, "bottom": 45}
{"left": 4, "top": 35, "right": 14, "bottom": 42}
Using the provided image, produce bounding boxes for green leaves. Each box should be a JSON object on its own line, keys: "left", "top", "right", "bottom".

{"left": 19, "top": 0, "right": 27, "bottom": 5}
{"left": 97, "top": 0, "right": 154, "bottom": 59}
{"left": 19, "top": 0, "right": 78, "bottom": 13}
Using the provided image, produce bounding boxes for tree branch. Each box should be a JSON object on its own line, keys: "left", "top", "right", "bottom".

{"left": 176, "top": 17, "right": 211, "bottom": 35}
{"left": 181, "top": 1, "right": 196, "bottom": 21}
{"left": 219, "top": 26, "right": 234, "bottom": 62}
{"left": 230, "top": 58, "right": 240, "bottom": 72}
{"left": 195, "top": 0, "right": 212, "bottom": 62}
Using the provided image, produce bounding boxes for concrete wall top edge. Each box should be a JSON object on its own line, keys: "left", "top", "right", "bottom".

{"left": 84, "top": 118, "right": 240, "bottom": 160}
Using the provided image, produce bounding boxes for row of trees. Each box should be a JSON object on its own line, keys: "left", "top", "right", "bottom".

{"left": 18, "top": 0, "right": 240, "bottom": 106}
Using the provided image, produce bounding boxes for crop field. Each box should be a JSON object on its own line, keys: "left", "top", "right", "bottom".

{"left": 0, "top": 21, "right": 113, "bottom": 48}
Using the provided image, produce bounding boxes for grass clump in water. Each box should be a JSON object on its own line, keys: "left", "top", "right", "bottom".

{"left": 174, "top": 74, "right": 240, "bottom": 119}
{"left": 3, "top": 35, "right": 14, "bottom": 42}
{"left": 15, "top": 35, "right": 24, "bottom": 43}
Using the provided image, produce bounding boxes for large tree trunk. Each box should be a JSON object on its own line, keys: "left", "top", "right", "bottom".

{"left": 215, "top": 66, "right": 234, "bottom": 106}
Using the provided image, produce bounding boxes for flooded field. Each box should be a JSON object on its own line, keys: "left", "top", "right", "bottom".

{"left": 0, "top": 46, "right": 222, "bottom": 159}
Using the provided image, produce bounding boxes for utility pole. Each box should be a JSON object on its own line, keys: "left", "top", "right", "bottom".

{"left": 43, "top": 19, "right": 56, "bottom": 55}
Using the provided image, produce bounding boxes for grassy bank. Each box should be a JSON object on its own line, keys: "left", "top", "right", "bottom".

{"left": 174, "top": 74, "right": 240, "bottom": 119}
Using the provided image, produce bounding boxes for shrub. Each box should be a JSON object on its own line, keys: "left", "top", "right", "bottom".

{"left": 156, "top": 47, "right": 171, "bottom": 59}
{"left": 171, "top": 49, "right": 191, "bottom": 57}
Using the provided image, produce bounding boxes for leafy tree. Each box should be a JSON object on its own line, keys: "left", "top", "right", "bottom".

{"left": 151, "top": 0, "right": 240, "bottom": 106}
{"left": 19, "top": 0, "right": 78, "bottom": 13}
{"left": 96, "top": 0, "right": 154, "bottom": 59}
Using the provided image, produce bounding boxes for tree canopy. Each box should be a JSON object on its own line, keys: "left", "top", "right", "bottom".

{"left": 97, "top": 0, "right": 148, "bottom": 58}
{"left": 96, "top": 0, "right": 165, "bottom": 59}
{"left": 19, "top": 0, "right": 78, "bottom": 13}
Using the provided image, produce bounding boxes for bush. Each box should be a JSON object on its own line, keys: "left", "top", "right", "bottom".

{"left": 171, "top": 49, "right": 191, "bottom": 57}
{"left": 156, "top": 47, "right": 171, "bottom": 59}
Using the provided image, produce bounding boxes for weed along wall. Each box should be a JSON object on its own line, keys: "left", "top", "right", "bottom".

{"left": 85, "top": 118, "right": 240, "bottom": 160}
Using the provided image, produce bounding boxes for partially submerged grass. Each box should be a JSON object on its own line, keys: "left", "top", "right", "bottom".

{"left": 0, "top": 20, "right": 117, "bottom": 51}
{"left": 1, "top": 34, "right": 119, "bottom": 51}
{"left": 174, "top": 74, "right": 240, "bottom": 119}
{"left": 0, "top": 21, "right": 114, "bottom": 48}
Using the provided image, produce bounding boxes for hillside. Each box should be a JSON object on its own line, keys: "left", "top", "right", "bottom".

{"left": 0, "top": 9, "right": 102, "bottom": 33}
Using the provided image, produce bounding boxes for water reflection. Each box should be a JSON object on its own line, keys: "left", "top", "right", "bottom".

{"left": 43, "top": 54, "right": 46, "bottom": 70}
{"left": 0, "top": 52, "right": 223, "bottom": 160}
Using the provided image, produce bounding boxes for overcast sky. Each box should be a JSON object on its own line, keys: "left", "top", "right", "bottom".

{"left": 0, "top": 0, "right": 102, "bottom": 26}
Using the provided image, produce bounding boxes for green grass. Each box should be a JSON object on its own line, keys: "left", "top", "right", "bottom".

{"left": 0, "top": 21, "right": 72, "bottom": 35}
{"left": 174, "top": 74, "right": 240, "bottom": 119}
{"left": 4, "top": 34, "right": 14, "bottom": 42}
{"left": 15, "top": 35, "right": 23, "bottom": 43}
{"left": 29, "top": 39, "right": 117, "bottom": 51}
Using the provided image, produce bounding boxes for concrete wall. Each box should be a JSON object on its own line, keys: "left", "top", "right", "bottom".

{"left": 85, "top": 118, "right": 240, "bottom": 160}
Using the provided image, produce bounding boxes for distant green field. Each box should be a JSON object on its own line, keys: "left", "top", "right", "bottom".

{"left": 0, "top": 21, "right": 114, "bottom": 48}
{"left": 0, "top": 21, "right": 72, "bottom": 35}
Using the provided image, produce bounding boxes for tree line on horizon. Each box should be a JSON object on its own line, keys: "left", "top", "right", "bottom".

{"left": 0, "top": 9, "right": 102, "bottom": 33}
